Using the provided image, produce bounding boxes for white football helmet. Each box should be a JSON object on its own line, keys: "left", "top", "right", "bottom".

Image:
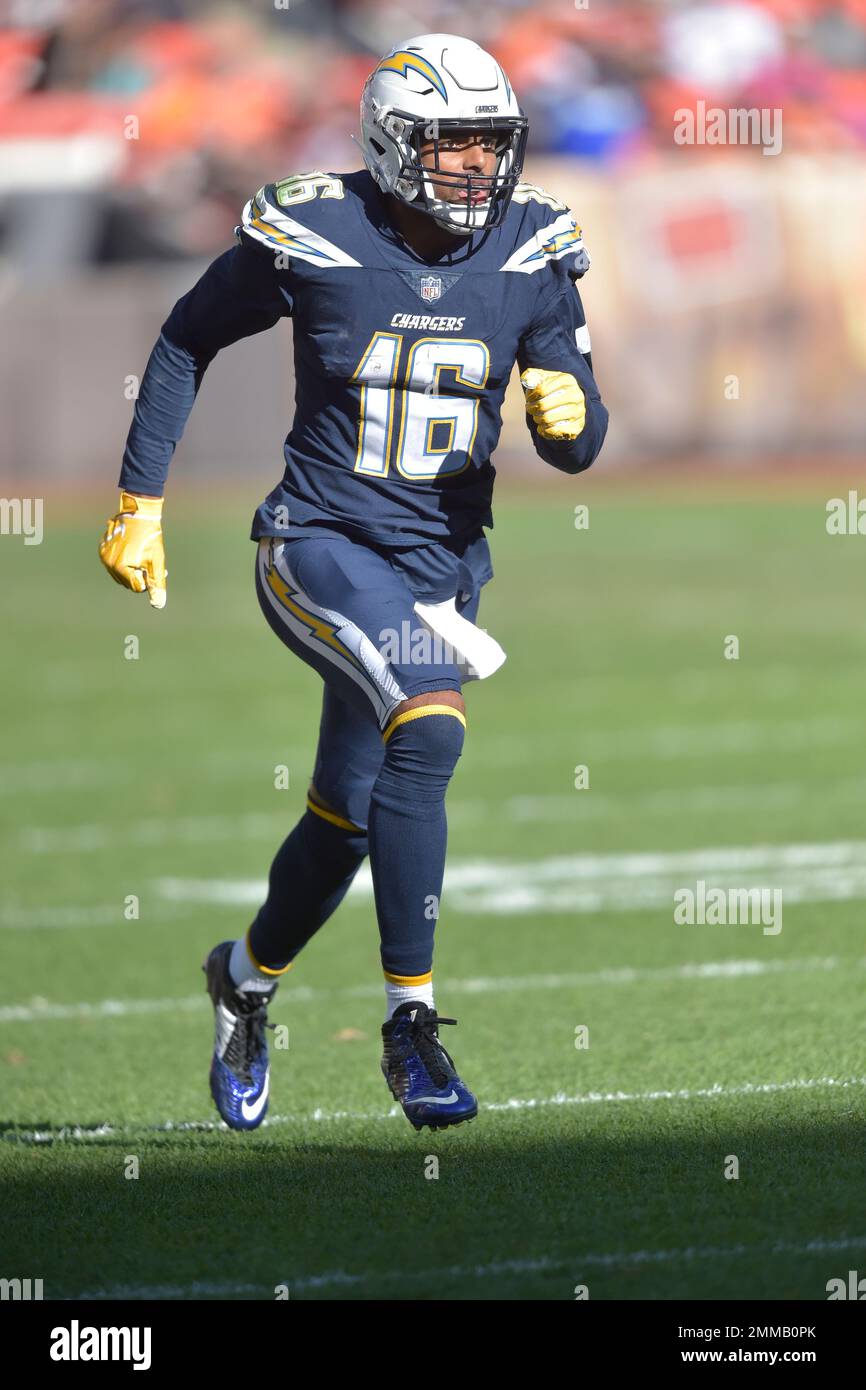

{"left": 359, "top": 33, "right": 528, "bottom": 236}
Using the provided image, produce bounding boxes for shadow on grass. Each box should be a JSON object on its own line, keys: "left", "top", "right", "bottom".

{"left": 1, "top": 1112, "right": 864, "bottom": 1300}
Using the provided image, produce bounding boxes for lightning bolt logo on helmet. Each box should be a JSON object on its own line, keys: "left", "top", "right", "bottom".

{"left": 374, "top": 50, "right": 450, "bottom": 102}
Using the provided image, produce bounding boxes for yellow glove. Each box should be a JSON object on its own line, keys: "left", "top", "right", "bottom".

{"left": 98, "top": 491, "right": 167, "bottom": 609}
{"left": 521, "top": 368, "right": 586, "bottom": 441}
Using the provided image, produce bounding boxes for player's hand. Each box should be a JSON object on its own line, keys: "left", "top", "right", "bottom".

{"left": 98, "top": 491, "right": 167, "bottom": 609}
{"left": 520, "top": 368, "right": 586, "bottom": 441}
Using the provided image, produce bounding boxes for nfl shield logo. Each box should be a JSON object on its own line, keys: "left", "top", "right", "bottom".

{"left": 420, "top": 276, "right": 442, "bottom": 303}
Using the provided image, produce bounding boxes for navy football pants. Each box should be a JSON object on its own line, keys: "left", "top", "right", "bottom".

{"left": 248, "top": 530, "right": 481, "bottom": 979}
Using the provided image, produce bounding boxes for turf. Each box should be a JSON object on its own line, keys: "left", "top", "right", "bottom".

{"left": 1, "top": 481, "right": 864, "bottom": 1300}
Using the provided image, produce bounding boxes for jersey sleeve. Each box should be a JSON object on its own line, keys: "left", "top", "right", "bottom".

{"left": 118, "top": 202, "right": 293, "bottom": 497}
{"left": 516, "top": 215, "right": 609, "bottom": 476}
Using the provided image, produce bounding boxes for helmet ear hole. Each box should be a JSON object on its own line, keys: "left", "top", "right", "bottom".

{"left": 383, "top": 113, "right": 410, "bottom": 141}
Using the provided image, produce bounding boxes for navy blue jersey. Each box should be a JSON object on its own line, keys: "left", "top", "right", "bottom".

{"left": 120, "top": 169, "right": 608, "bottom": 550}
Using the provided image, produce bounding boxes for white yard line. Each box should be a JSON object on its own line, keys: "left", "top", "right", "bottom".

{"left": 7, "top": 1075, "right": 866, "bottom": 1144}
{"left": 14, "top": 863, "right": 863, "bottom": 922}
{"left": 8, "top": 838, "right": 866, "bottom": 927}
{"left": 0, "top": 956, "right": 850, "bottom": 1024}
{"left": 151, "top": 838, "right": 866, "bottom": 915}
{"left": 70, "top": 1232, "right": 866, "bottom": 1299}
{"left": 10, "top": 828, "right": 866, "bottom": 928}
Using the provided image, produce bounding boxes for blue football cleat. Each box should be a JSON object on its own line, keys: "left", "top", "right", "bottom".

{"left": 381, "top": 1001, "right": 478, "bottom": 1131}
{"left": 202, "top": 940, "right": 277, "bottom": 1131}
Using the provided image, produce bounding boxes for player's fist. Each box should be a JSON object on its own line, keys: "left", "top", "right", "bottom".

{"left": 520, "top": 368, "right": 586, "bottom": 441}
{"left": 99, "top": 491, "right": 167, "bottom": 609}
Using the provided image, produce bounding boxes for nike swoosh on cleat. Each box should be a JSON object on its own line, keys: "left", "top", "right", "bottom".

{"left": 240, "top": 1074, "right": 269, "bottom": 1123}
{"left": 412, "top": 1089, "right": 460, "bottom": 1106}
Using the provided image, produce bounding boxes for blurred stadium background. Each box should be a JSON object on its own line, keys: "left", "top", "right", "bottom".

{"left": 2, "top": 1, "right": 866, "bottom": 1303}
{"left": 1, "top": 0, "right": 865, "bottom": 475}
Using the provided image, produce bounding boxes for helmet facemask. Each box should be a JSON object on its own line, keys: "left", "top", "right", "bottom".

{"left": 376, "top": 110, "right": 529, "bottom": 235}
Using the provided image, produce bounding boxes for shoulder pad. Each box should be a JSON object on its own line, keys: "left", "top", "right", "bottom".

{"left": 502, "top": 183, "right": 591, "bottom": 280}
{"left": 513, "top": 181, "right": 571, "bottom": 215}
{"left": 235, "top": 173, "right": 361, "bottom": 269}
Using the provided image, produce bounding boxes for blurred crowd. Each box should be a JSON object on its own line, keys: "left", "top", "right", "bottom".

{"left": 1, "top": 0, "right": 866, "bottom": 260}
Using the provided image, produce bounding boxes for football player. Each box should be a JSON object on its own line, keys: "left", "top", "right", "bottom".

{"left": 99, "top": 33, "right": 609, "bottom": 1132}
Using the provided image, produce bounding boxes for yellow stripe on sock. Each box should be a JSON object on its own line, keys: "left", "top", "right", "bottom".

{"left": 383, "top": 969, "right": 433, "bottom": 986}
{"left": 245, "top": 927, "right": 294, "bottom": 977}
{"left": 306, "top": 793, "right": 364, "bottom": 833}
{"left": 382, "top": 704, "right": 466, "bottom": 744}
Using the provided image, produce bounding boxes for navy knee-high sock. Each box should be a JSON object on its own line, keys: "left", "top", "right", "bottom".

{"left": 248, "top": 808, "right": 368, "bottom": 971}
{"left": 367, "top": 707, "right": 465, "bottom": 980}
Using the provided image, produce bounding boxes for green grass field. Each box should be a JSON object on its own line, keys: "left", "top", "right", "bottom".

{"left": 2, "top": 481, "right": 865, "bottom": 1300}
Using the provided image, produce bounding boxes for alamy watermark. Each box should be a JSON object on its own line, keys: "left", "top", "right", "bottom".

{"left": 827, "top": 1269, "right": 866, "bottom": 1299}
{"left": 674, "top": 100, "right": 782, "bottom": 156}
{"left": 378, "top": 621, "right": 485, "bottom": 667}
{"left": 826, "top": 491, "right": 866, "bottom": 535}
{"left": 49, "top": 1321, "right": 151, "bottom": 1370}
{"left": 0, "top": 497, "right": 43, "bottom": 545}
{"left": 1, "top": 1277, "right": 43, "bottom": 1299}
{"left": 674, "top": 881, "right": 782, "bottom": 935}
